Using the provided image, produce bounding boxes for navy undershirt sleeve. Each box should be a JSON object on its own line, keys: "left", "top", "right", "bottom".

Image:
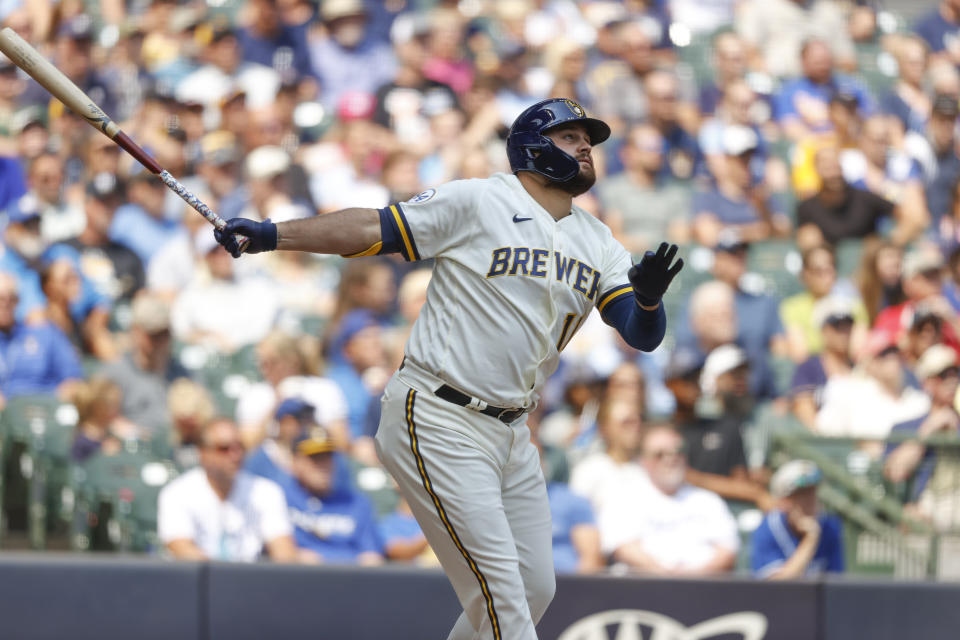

{"left": 377, "top": 206, "right": 402, "bottom": 255}
{"left": 600, "top": 295, "right": 666, "bottom": 352}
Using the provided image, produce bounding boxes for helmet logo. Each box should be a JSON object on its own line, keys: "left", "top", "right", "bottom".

{"left": 564, "top": 99, "right": 584, "bottom": 117}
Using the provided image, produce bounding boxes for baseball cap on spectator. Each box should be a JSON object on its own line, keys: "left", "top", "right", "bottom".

{"left": 812, "top": 296, "right": 855, "bottom": 329}
{"left": 337, "top": 90, "right": 376, "bottom": 121}
{"left": 275, "top": 397, "right": 315, "bottom": 422}
{"left": 715, "top": 227, "right": 748, "bottom": 253}
{"left": 7, "top": 193, "right": 40, "bottom": 224}
{"left": 863, "top": 328, "right": 899, "bottom": 357}
{"left": 665, "top": 346, "right": 705, "bottom": 381}
{"left": 722, "top": 125, "right": 758, "bottom": 157}
{"left": 57, "top": 15, "right": 94, "bottom": 42}
{"left": 199, "top": 131, "right": 239, "bottom": 166}
{"left": 131, "top": 294, "right": 171, "bottom": 333}
{"left": 86, "top": 172, "right": 126, "bottom": 202}
{"left": 322, "top": 0, "right": 367, "bottom": 22}
{"left": 11, "top": 106, "right": 46, "bottom": 134}
{"left": 700, "top": 344, "right": 748, "bottom": 395}
{"left": 829, "top": 90, "right": 860, "bottom": 111}
{"left": 293, "top": 426, "right": 336, "bottom": 456}
{"left": 333, "top": 309, "right": 379, "bottom": 354}
{"left": 902, "top": 250, "right": 944, "bottom": 279}
{"left": 770, "top": 460, "right": 822, "bottom": 499}
{"left": 932, "top": 94, "right": 959, "bottom": 118}
{"left": 246, "top": 146, "right": 290, "bottom": 181}
{"left": 915, "top": 344, "right": 959, "bottom": 381}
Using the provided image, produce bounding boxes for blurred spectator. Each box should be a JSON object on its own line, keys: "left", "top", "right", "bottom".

{"left": 840, "top": 116, "right": 929, "bottom": 245}
{"left": 280, "top": 427, "right": 384, "bottom": 565}
{"left": 700, "top": 78, "right": 779, "bottom": 189}
{"left": 570, "top": 397, "right": 646, "bottom": 513}
{"left": 751, "top": 460, "right": 844, "bottom": 579}
{"left": 790, "top": 92, "right": 863, "bottom": 199}
{"left": 236, "top": 330, "right": 348, "bottom": 451}
{"left": 373, "top": 14, "right": 458, "bottom": 149}
{"left": 774, "top": 40, "right": 871, "bottom": 143}
{"left": 691, "top": 125, "right": 790, "bottom": 246}
{"left": 599, "top": 123, "right": 692, "bottom": 254}
{"left": 914, "top": 0, "right": 960, "bottom": 68}
{"left": 599, "top": 424, "right": 739, "bottom": 575}
{"left": 245, "top": 397, "right": 316, "bottom": 485}
{"left": 0, "top": 271, "right": 82, "bottom": 400}
{"left": 670, "top": 345, "right": 772, "bottom": 510}
{"left": 70, "top": 376, "right": 127, "bottom": 462}
{"left": 158, "top": 417, "right": 297, "bottom": 562}
{"left": 816, "top": 333, "right": 929, "bottom": 442}
{"left": 176, "top": 24, "right": 281, "bottom": 118}
{"left": 780, "top": 246, "right": 869, "bottom": 363}
{"left": 882, "top": 35, "right": 931, "bottom": 136}
{"left": 1, "top": 196, "right": 50, "bottom": 321}
{"left": 63, "top": 173, "right": 144, "bottom": 305}
{"left": 40, "top": 256, "right": 114, "bottom": 360}
{"left": 102, "top": 293, "right": 185, "bottom": 436}
{"left": 902, "top": 306, "right": 947, "bottom": 371}
{"left": 310, "top": 0, "right": 396, "bottom": 111}
{"left": 795, "top": 146, "right": 896, "bottom": 250}
{"left": 873, "top": 249, "right": 960, "bottom": 355}
{"left": 236, "top": 0, "right": 314, "bottom": 83}
{"left": 698, "top": 31, "right": 749, "bottom": 118}
{"left": 190, "top": 130, "right": 248, "bottom": 221}
{"left": 167, "top": 378, "right": 216, "bottom": 471}
{"left": 23, "top": 152, "right": 84, "bottom": 244}
{"left": 422, "top": 8, "right": 473, "bottom": 96}
{"left": 644, "top": 70, "right": 701, "bottom": 181}
{"left": 856, "top": 239, "right": 906, "bottom": 324}
{"left": 544, "top": 37, "right": 590, "bottom": 107}
{"left": 676, "top": 234, "right": 787, "bottom": 399}
{"left": 592, "top": 19, "right": 657, "bottom": 132}
{"left": 538, "top": 363, "right": 603, "bottom": 453}
{"left": 737, "top": 3, "right": 855, "bottom": 79}
{"left": 238, "top": 145, "right": 312, "bottom": 222}
{"left": 109, "top": 172, "right": 182, "bottom": 267}
{"left": 170, "top": 230, "right": 280, "bottom": 353}
{"left": 885, "top": 345, "right": 960, "bottom": 531}
{"left": 904, "top": 94, "right": 960, "bottom": 228}
{"left": 146, "top": 190, "right": 217, "bottom": 299}
{"left": 546, "top": 468, "right": 603, "bottom": 574}
{"left": 790, "top": 297, "right": 858, "bottom": 431}
{"left": 328, "top": 309, "right": 388, "bottom": 446}
{"left": 329, "top": 258, "right": 397, "bottom": 331}
{"left": 379, "top": 494, "right": 437, "bottom": 566}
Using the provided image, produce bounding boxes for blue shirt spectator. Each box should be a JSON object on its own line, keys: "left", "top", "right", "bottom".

{"left": 914, "top": 2, "right": 960, "bottom": 55}
{"left": 109, "top": 203, "right": 181, "bottom": 266}
{"left": 236, "top": 1, "right": 313, "bottom": 82}
{"left": 775, "top": 74, "right": 874, "bottom": 133}
{"left": 0, "top": 268, "right": 83, "bottom": 397}
{"left": 548, "top": 482, "right": 598, "bottom": 573}
{"left": 751, "top": 511, "right": 845, "bottom": 577}
{"left": 0, "top": 156, "right": 26, "bottom": 212}
{"left": 692, "top": 186, "right": 786, "bottom": 227}
{"left": 280, "top": 429, "right": 384, "bottom": 563}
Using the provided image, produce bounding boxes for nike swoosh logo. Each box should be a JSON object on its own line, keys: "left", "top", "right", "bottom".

{"left": 512, "top": 214, "right": 533, "bottom": 223}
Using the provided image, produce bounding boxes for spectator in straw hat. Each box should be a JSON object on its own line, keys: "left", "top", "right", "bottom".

{"left": 751, "top": 460, "right": 844, "bottom": 579}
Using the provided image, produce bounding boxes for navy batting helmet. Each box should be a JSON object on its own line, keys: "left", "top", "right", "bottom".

{"left": 506, "top": 98, "right": 611, "bottom": 182}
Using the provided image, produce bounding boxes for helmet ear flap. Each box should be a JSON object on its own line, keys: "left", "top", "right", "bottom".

{"left": 531, "top": 137, "right": 579, "bottom": 182}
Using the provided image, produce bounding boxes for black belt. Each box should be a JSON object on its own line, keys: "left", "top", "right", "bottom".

{"left": 434, "top": 385, "right": 526, "bottom": 424}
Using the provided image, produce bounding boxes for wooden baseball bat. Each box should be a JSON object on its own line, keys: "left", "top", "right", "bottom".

{"left": 0, "top": 27, "right": 248, "bottom": 252}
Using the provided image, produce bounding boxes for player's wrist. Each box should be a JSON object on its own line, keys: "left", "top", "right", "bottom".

{"left": 633, "top": 291, "right": 661, "bottom": 310}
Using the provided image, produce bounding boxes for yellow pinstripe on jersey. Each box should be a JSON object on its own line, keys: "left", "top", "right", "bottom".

{"left": 342, "top": 241, "right": 383, "bottom": 258}
{"left": 597, "top": 285, "right": 633, "bottom": 313}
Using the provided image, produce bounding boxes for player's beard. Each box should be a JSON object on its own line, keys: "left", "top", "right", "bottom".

{"left": 548, "top": 162, "right": 596, "bottom": 196}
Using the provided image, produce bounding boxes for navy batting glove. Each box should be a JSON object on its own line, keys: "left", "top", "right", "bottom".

{"left": 628, "top": 242, "right": 684, "bottom": 307}
{"left": 214, "top": 217, "right": 277, "bottom": 258}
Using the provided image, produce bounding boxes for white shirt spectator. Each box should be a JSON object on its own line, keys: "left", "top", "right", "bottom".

{"left": 158, "top": 468, "right": 292, "bottom": 562}
{"left": 597, "top": 472, "right": 740, "bottom": 570}
{"left": 570, "top": 452, "right": 649, "bottom": 514}
{"left": 816, "top": 374, "right": 930, "bottom": 439}
{"left": 171, "top": 275, "right": 280, "bottom": 352}
{"left": 236, "top": 375, "right": 349, "bottom": 435}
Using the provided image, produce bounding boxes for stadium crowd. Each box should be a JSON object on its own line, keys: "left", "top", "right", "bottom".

{"left": 1, "top": 0, "right": 959, "bottom": 579}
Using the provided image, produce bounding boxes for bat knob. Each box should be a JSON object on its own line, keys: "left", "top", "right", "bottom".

{"left": 235, "top": 235, "right": 251, "bottom": 255}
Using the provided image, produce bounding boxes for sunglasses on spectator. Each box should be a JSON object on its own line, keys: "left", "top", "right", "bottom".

{"left": 936, "top": 366, "right": 960, "bottom": 380}
{"left": 209, "top": 441, "right": 244, "bottom": 453}
{"left": 877, "top": 345, "right": 900, "bottom": 358}
{"left": 646, "top": 446, "right": 685, "bottom": 460}
{"left": 825, "top": 315, "right": 854, "bottom": 329}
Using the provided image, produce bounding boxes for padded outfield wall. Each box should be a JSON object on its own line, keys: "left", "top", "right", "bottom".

{"left": 0, "top": 554, "right": 957, "bottom": 639}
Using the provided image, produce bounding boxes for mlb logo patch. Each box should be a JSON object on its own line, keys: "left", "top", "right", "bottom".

{"left": 409, "top": 189, "right": 436, "bottom": 204}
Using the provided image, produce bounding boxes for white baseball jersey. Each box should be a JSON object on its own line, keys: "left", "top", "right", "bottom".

{"left": 386, "top": 172, "right": 635, "bottom": 408}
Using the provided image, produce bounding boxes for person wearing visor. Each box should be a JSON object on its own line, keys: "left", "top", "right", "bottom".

{"left": 751, "top": 459, "right": 844, "bottom": 579}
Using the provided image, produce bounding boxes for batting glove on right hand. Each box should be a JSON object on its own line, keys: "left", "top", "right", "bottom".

{"left": 628, "top": 242, "right": 684, "bottom": 307}
{"left": 214, "top": 217, "right": 277, "bottom": 258}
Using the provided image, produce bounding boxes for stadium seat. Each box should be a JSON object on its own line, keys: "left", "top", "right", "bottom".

{"left": 746, "top": 240, "right": 803, "bottom": 298}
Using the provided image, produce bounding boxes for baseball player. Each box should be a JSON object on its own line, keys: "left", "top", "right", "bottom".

{"left": 215, "top": 98, "right": 683, "bottom": 640}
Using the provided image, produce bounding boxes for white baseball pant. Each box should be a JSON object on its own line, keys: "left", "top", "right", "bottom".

{"left": 375, "top": 363, "right": 555, "bottom": 640}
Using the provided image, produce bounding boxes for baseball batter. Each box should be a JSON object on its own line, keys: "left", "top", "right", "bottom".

{"left": 215, "top": 98, "right": 683, "bottom": 640}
